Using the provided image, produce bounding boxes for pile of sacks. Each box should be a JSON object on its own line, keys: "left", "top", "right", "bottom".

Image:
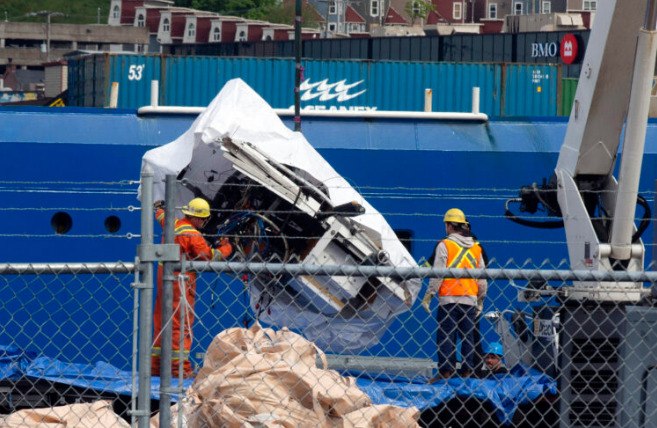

{"left": 178, "top": 323, "right": 420, "bottom": 427}
{"left": 0, "top": 323, "right": 420, "bottom": 427}
{"left": 0, "top": 400, "right": 130, "bottom": 428}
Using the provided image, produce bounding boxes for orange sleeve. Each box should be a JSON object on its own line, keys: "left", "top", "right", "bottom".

{"left": 155, "top": 208, "right": 165, "bottom": 228}
{"left": 181, "top": 231, "right": 214, "bottom": 261}
{"left": 216, "top": 241, "right": 233, "bottom": 260}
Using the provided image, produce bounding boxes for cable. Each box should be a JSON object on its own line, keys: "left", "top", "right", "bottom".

{"left": 504, "top": 199, "right": 564, "bottom": 229}
{"left": 632, "top": 194, "right": 651, "bottom": 242}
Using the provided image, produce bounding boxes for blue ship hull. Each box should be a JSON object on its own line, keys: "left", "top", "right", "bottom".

{"left": 1, "top": 106, "right": 655, "bottom": 369}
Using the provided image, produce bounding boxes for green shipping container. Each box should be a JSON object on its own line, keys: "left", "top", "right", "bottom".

{"left": 561, "top": 78, "right": 578, "bottom": 116}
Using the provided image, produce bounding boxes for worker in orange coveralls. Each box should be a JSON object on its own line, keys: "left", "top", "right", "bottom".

{"left": 151, "top": 197, "right": 232, "bottom": 378}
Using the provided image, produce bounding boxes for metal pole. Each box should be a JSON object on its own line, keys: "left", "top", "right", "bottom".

{"left": 109, "top": 82, "right": 119, "bottom": 108}
{"left": 294, "top": 0, "right": 302, "bottom": 131}
{"left": 424, "top": 89, "right": 432, "bottom": 112}
{"left": 46, "top": 12, "right": 50, "bottom": 62}
{"left": 159, "top": 174, "right": 176, "bottom": 428}
{"left": 472, "top": 87, "right": 480, "bottom": 114}
{"left": 137, "top": 167, "right": 154, "bottom": 428}
{"left": 150, "top": 80, "right": 159, "bottom": 107}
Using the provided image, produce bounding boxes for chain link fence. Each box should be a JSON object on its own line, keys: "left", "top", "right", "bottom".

{"left": 1, "top": 175, "right": 657, "bottom": 427}
{"left": 0, "top": 262, "right": 139, "bottom": 424}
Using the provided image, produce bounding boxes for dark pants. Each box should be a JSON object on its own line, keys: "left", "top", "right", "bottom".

{"left": 437, "top": 303, "right": 477, "bottom": 374}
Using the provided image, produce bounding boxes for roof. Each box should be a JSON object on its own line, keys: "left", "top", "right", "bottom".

{"left": 425, "top": 10, "right": 446, "bottom": 25}
{"left": 384, "top": 6, "right": 409, "bottom": 25}
{"left": 11, "top": 69, "right": 45, "bottom": 85}
{"left": 345, "top": 6, "right": 365, "bottom": 23}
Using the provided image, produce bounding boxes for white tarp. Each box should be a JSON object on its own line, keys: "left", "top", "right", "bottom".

{"left": 139, "top": 78, "right": 420, "bottom": 352}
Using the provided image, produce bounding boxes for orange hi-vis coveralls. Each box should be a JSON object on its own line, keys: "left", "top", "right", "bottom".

{"left": 151, "top": 208, "right": 232, "bottom": 378}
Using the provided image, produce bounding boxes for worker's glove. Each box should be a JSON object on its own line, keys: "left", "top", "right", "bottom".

{"left": 476, "top": 296, "right": 485, "bottom": 317}
{"left": 215, "top": 238, "right": 233, "bottom": 260}
{"left": 153, "top": 200, "right": 165, "bottom": 210}
{"left": 421, "top": 292, "right": 434, "bottom": 313}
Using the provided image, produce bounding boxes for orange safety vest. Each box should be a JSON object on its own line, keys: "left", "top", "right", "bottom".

{"left": 438, "top": 238, "right": 482, "bottom": 297}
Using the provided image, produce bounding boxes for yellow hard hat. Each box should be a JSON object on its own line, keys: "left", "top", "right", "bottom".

{"left": 182, "top": 198, "right": 211, "bottom": 218}
{"left": 444, "top": 208, "right": 467, "bottom": 224}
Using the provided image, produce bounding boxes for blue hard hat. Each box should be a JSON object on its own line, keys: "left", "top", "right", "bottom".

{"left": 485, "top": 342, "right": 504, "bottom": 357}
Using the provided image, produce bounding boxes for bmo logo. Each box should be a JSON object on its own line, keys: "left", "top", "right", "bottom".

{"left": 560, "top": 34, "right": 578, "bottom": 64}
{"left": 530, "top": 33, "right": 579, "bottom": 64}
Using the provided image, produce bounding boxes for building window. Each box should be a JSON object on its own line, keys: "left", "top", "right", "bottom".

{"left": 238, "top": 30, "right": 247, "bottom": 41}
{"left": 411, "top": 1, "right": 421, "bottom": 16}
{"left": 137, "top": 14, "right": 145, "bottom": 27}
{"left": 489, "top": 3, "right": 497, "bottom": 18}
{"left": 514, "top": 2, "right": 523, "bottom": 14}
{"left": 453, "top": 2, "right": 462, "bottom": 20}
{"left": 213, "top": 27, "right": 221, "bottom": 41}
{"left": 328, "top": 23, "right": 337, "bottom": 32}
{"left": 112, "top": 5, "right": 120, "bottom": 19}
{"left": 329, "top": 0, "right": 337, "bottom": 14}
{"left": 163, "top": 18, "right": 170, "bottom": 32}
{"left": 370, "top": 0, "right": 379, "bottom": 16}
{"left": 542, "top": 1, "right": 551, "bottom": 13}
{"left": 188, "top": 23, "right": 196, "bottom": 38}
{"left": 583, "top": 0, "right": 597, "bottom": 10}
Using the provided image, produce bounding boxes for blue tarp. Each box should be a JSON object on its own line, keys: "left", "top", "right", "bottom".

{"left": 355, "top": 365, "right": 557, "bottom": 424}
{"left": 1, "top": 345, "right": 556, "bottom": 423}
{"left": 0, "top": 345, "right": 193, "bottom": 401}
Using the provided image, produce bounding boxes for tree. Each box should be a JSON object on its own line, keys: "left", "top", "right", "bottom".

{"left": 175, "top": 0, "right": 280, "bottom": 20}
{"left": 405, "top": 0, "right": 435, "bottom": 25}
{"left": 261, "top": 3, "right": 320, "bottom": 28}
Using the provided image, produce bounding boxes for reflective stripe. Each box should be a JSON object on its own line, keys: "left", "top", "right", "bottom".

{"left": 439, "top": 239, "right": 482, "bottom": 297}
{"left": 151, "top": 347, "right": 190, "bottom": 358}
{"left": 448, "top": 245, "right": 478, "bottom": 270}
{"left": 175, "top": 225, "right": 198, "bottom": 234}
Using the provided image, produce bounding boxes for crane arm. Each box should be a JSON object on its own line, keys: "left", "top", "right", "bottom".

{"left": 508, "top": 0, "right": 657, "bottom": 300}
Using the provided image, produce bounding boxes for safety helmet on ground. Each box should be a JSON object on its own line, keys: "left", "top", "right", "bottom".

{"left": 443, "top": 208, "right": 467, "bottom": 224}
{"left": 484, "top": 342, "right": 504, "bottom": 357}
{"left": 182, "top": 198, "right": 211, "bottom": 218}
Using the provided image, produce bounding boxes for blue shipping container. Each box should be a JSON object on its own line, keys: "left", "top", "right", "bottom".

{"left": 160, "top": 57, "right": 505, "bottom": 114}
{"left": 108, "top": 55, "right": 162, "bottom": 109}
{"left": 503, "top": 63, "right": 559, "bottom": 116}
{"left": 68, "top": 55, "right": 559, "bottom": 116}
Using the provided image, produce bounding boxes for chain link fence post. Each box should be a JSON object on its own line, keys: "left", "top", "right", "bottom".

{"left": 136, "top": 166, "right": 154, "bottom": 428}
{"left": 159, "top": 174, "right": 177, "bottom": 427}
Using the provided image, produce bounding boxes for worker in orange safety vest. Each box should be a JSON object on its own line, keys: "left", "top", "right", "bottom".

{"left": 421, "top": 208, "right": 487, "bottom": 381}
{"left": 151, "top": 197, "right": 232, "bottom": 378}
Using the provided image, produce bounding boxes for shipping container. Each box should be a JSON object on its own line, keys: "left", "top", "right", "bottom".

{"left": 68, "top": 54, "right": 162, "bottom": 109}
{"left": 513, "top": 30, "right": 589, "bottom": 78}
{"left": 167, "top": 30, "right": 588, "bottom": 77}
{"left": 107, "top": 55, "right": 162, "bottom": 109}
{"left": 502, "top": 63, "right": 559, "bottom": 117}
{"left": 561, "top": 78, "right": 578, "bottom": 116}
{"left": 68, "top": 54, "right": 561, "bottom": 116}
